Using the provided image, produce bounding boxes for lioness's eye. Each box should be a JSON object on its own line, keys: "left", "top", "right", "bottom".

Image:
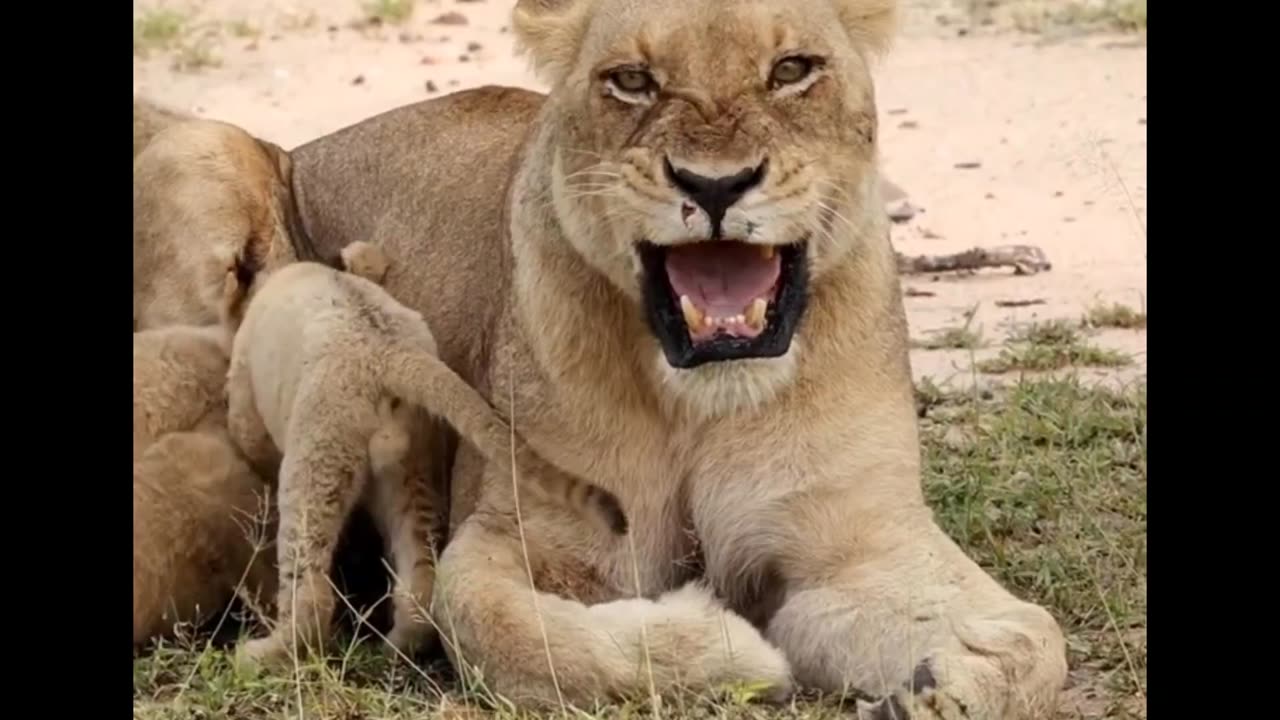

{"left": 608, "top": 68, "right": 656, "bottom": 95}
{"left": 770, "top": 57, "right": 815, "bottom": 88}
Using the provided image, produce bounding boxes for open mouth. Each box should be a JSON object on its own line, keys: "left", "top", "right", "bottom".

{"left": 637, "top": 239, "right": 810, "bottom": 369}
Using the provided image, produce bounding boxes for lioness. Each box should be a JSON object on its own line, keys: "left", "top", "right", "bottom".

{"left": 220, "top": 243, "right": 628, "bottom": 665}
{"left": 131, "top": 0, "right": 1068, "bottom": 716}
{"left": 133, "top": 102, "right": 306, "bottom": 331}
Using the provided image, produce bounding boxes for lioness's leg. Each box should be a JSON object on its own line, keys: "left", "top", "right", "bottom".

{"left": 238, "top": 394, "right": 376, "bottom": 669}
{"left": 363, "top": 405, "right": 442, "bottom": 656}
{"left": 434, "top": 457, "right": 793, "bottom": 708}
{"left": 694, "top": 481, "right": 1067, "bottom": 720}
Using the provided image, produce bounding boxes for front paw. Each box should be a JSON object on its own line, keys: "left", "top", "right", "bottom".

{"left": 855, "top": 661, "right": 969, "bottom": 720}
{"left": 234, "top": 633, "right": 292, "bottom": 675}
{"left": 385, "top": 619, "right": 437, "bottom": 658}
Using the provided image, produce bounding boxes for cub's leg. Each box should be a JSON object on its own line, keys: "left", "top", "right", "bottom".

{"left": 236, "top": 387, "right": 377, "bottom": 669}
{"left": 225, "top": 349, "right": 281, "bottom": 478}
{"left": 363, "top": 398, "right": 445, "bottom": 656}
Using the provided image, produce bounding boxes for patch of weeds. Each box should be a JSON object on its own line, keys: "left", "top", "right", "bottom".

{"left": 921, "top": 378, "right": 1146, "bottom": 714}
{"left": 228, "top": 19, "right": 260, "bottom": 39}
{"left": 912, "top": 325, "right": 985, "bottom": 351}
{"left": 134, "top": 8, "right": 186, "bottom": 56}
{"left": 979, "top": 319, "right": 1131, "bottom": 374}
{"left": 172, "top": 42, "right": 221, "bottom": 73}
{"left": 362, "top": 0, "right": 416, "bottom": 25}
{"left": 1009, "top": 0, "right": 1147, "bottom": 35}
{"left": 1083, "top": 302, "right": 1146, "bottom": 330}
{"left": 281, "top": 10, "right": 319, "bottom": 31}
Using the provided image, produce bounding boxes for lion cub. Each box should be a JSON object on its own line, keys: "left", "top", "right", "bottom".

{"left": 133, "top": 430, "right": 276, "bottom": 647}
{"left": 133, "top": 324, "right": 230, "bottom": 461}
{"left": 223, "top": 242, "right": 628, "bottom": 667}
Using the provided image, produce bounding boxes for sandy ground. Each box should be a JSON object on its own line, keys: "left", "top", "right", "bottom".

{"left": 133, "top": 0, "right": 1147, "bottom": 392}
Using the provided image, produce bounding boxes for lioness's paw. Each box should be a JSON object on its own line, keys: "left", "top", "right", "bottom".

{"left": 854, "top": 661, "right": 967, "bottom": 720}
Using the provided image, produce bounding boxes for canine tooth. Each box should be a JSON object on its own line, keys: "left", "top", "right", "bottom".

{"left": 680, "top": 295, "right": 704, "bottom": 330}
{"left": 703, "top": 315, "right": 715, "bottom": 329}
{"left": 745, "top": 298, "right": 768, "bottom": 329}
{"left": 760, "top": 245, "right": 775, "bottom": 260}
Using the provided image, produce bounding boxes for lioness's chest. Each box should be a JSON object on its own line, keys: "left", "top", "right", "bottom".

{"left": 484, "top": 370, "right": 701, "bottom": 597}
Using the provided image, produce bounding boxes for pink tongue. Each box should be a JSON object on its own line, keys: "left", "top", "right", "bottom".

{"left": 664, "top": 243, "right": 781, "bottom": 318}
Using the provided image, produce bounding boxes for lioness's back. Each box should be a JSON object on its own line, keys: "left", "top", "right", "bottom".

{"left": 289, "top": 86, "right": 546, "bottom": 384}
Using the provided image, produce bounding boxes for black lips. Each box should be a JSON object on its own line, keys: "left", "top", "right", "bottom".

{"left": 637, "top": 241, "right": 810, "bottom": 369}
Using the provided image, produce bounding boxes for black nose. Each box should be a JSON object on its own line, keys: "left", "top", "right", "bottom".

{"left": 664, "top": 157, "right": 768, "bottom": 232}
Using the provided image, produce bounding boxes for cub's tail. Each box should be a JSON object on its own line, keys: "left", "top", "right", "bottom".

{"left": 379, "top": 348, "right": 628, "bottom": 536}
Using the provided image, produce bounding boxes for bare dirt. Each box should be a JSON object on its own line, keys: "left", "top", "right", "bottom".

{"left": 133, "top": 0, "right": 1147, "bottom": 392}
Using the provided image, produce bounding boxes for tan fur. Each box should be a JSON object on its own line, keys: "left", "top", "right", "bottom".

{"left": 133, "top": 430, "right": 276, "bottom": 647}
{"left": 133, "top": 324, "right": 231, "bottom": 461}
{"left": 133, "top": 97, "right": 189, "bottom": 159}
{"left": 133, "top": 107, "right": 302, "bottom": 331}
{"left": 221, "top": 257, "right": 628, "bottom": 667}
{"left": 132, "top": 0, "right": 1067, "bottom": 714}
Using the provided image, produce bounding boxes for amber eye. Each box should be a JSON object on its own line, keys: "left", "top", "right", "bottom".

{"left": 608, "top": 68, "right": 656, "bottom": 95}
{"left": 770, "top": 56, "right": 816, "bottom": 88}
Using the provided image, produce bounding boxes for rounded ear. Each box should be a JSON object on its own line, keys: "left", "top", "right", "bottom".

{"left": 833, "top": 0, "right": 898, "bottom": 57}
{"left": 512, "top": 0, "right": 593, "bottom": 87}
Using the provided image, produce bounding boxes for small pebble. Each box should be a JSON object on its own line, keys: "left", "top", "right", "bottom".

{"left": 467, "top": 41, "right": 483, "bottom": 52}
{"left": 425, "top": 80, "right": 439, "bottom": 94}
{"left": 954, "top": 161, "right": 982, "bottom": 169}
{"left": 352, "top": 74, "right": 366, "bottom": 86}
{"left": 431, "top": 12, "right": 468, "bottom": 25}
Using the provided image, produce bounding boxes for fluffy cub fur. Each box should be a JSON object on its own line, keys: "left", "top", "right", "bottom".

{"left": 133, "top": 324, "right": 231, "bottom": 462}
{"left": 223, "top": 242, "right": 628, "bottom": 667}
{"left": 133, "top": 430, "right": 276, "bottom": 647}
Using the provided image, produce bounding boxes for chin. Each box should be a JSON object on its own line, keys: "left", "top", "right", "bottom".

{"left": 653, "top": 342, "right": 801, "bottom": 421}
{"left": 635, "top": 236, "right": 810, "bottom": 419}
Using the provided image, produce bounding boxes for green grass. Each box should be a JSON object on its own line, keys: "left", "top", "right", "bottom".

{"left": 362, "top": 0, "right": 416, "bottom": 25}
{"left": 974, "top": 0, "right": 1147, "bottom": 35}
{"left": 921, "top": 377, "right": 1146, "bottom": 719}
{"left": 133, "top": 8, "right": 186, "bottom": 55}
{"left": 134, "top": 378, "right": 1147, "bottom": 719}
{"left": 978, "top": 319, "right": 1132, "bottom": 374}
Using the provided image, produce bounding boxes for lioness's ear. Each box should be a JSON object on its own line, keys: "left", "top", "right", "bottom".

{"left": 832, "top": 0, "right": 898, "bottom": 57}
{"left": 512, "top": 0, "right": 593, "bottom": 87}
